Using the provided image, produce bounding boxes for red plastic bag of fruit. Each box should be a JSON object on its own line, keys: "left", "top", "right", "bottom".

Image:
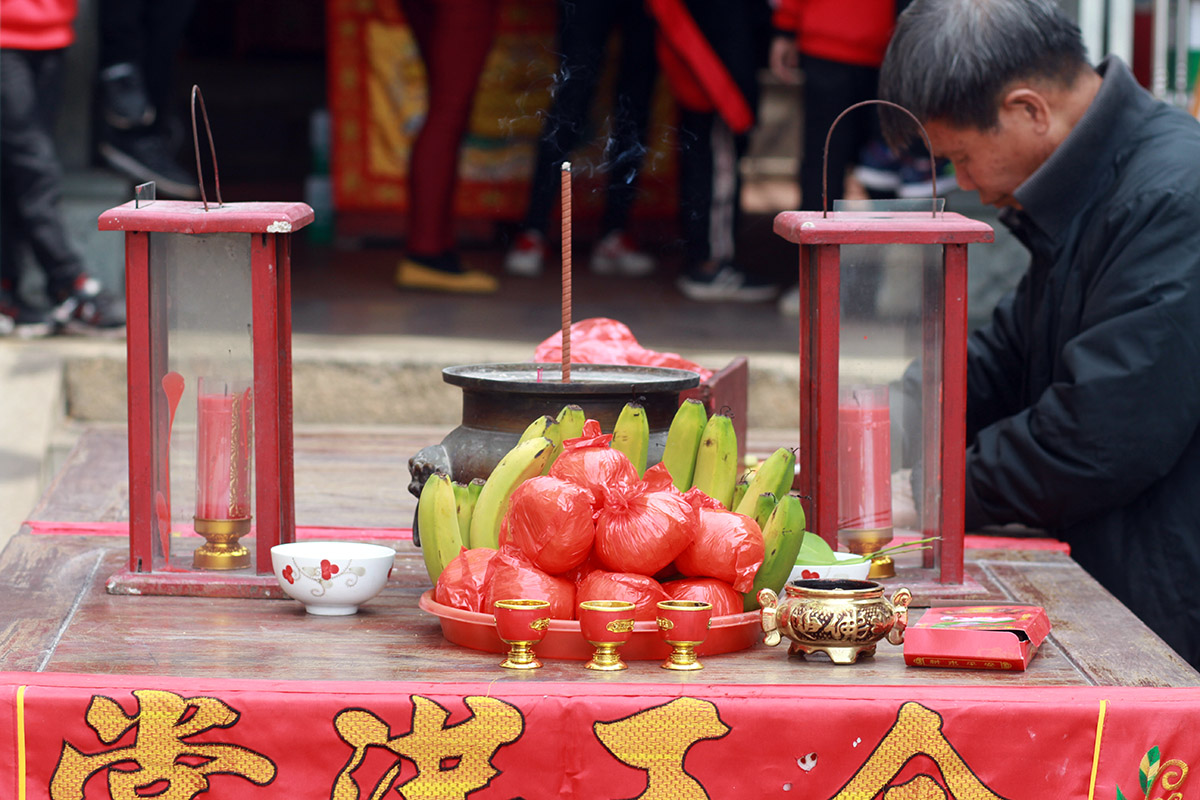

{"left": 640, "top": 462, "right": 677, "bottom": 493}
{"left": 594, "top": 481, "right": 695, "bottom": 575}
{"left": 534, "top": 317, "right": 714, "bottom": 380}
{"left": 484, "top": 544, "right": 576, "bottom": 619}
{"left": 663, "top": 576, "right": 744, "bottom": 617}
{"left": 435, "top": 547, "right": 498, "bottom": 613}
{"left": 501, "top": 475, "right": 596, "bottom": 574}
{"left": 674, "top": 507, "right": 765, "bottom": 592}
{"left": 682, "top": 485, "right": 724, "bottom": 511}
{"left": 576, "top": 570, "right": 670, "bottom": 621}
{"left": 549, "top": 431, "right": 639, "bottom": 508}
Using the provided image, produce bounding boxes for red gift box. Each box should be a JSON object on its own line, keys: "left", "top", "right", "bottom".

{"left": 904, "top": 605, "right": 1051, "bottom": 671}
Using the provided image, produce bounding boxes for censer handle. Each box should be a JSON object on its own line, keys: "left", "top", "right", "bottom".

{"left": 758, "top": 589, "right": 782, "bottom": 647}
{"left": 886, "top": 587, "right": 914, "bottom": 646}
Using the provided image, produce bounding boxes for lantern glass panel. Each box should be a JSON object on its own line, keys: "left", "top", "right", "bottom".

{"left": 151, "top": 231, "right": 255, "bottom": 570}
{"left": 834, "top": 200, "right": 944, "bottom": 571}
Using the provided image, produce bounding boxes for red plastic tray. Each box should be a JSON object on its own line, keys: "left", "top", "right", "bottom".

{"left": 419, "top": 590, "right": 762, "bottom": 661}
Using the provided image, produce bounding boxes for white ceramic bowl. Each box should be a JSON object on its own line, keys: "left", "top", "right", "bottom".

{"left": 271, "top": 541, "right": 395, "bottom": 615}
{"left": 787, "top": 551, "right": 872, "bottom": 585}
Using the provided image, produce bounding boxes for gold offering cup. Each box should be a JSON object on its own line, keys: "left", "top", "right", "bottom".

{"left": 655, "top": 600, "right": 713, "bottom": 671}
{"left": 578, "top": 600, "right": 636, "bottom": 671}
{"left": 759, "top": 578, "right": 912, "bottom": 664}
{"left": 493, "top": 599, "right": 552, "bottom": 669}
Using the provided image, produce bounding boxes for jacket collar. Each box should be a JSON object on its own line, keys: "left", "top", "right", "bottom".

{"left": 1010, "top": 57, "right": 1155, "bottom": 243}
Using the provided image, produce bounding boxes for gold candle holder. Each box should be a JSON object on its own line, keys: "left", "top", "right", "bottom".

{"left": 578, "top": 600, "right": 636, "bottom": 671}
{"left": 192, "top": 517, "right": 252, "bottom": 570}
{"left": 840, "top": 526, "right": 896, "bottom": 579}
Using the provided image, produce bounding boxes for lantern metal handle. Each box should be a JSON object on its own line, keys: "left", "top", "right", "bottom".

{"left": 822, "top": 99, "right": 938, "bottom": 218}
{"left": 190, "top": 85, "right": 223, "bottom": 210}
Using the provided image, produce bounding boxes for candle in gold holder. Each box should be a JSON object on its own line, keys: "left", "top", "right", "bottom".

{"left": 578, "top": 600, "right": 636, "bottom": 671}
{"left": 193, "top": 377, "right": 253, "bottom": 569}
{"left": 656, "top": 600, "right": 713, "bottom": 671}
{"left": 493, "top": 599, "right": 551, "bottom": 669}
{"left": 837, "top": 384, "right": 895, "bottom": 578}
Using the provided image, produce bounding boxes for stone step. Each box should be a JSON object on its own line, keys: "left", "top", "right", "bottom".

{"left": 61, "top": 335, "right": 803, "bottom": 430}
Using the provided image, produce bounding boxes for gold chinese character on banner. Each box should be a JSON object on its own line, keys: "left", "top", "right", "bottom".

{"left": 332, "top": 695, "right": 523, "bottom": 800}
{"left": 50, "top": 689, "right": 275, "bottom": 800}
{"left": 833, "top": 702, "right": 1008, "bottom": 800}
{"left": 594, "top": 697, "right": 730, "bottom": 800}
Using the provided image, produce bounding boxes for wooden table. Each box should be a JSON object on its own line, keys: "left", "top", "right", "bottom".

{"left": 3, "top": 427, "right": 1198, "bottom": 799}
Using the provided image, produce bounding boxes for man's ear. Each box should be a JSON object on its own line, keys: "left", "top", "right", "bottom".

{"left": 1001, "top": 87, "right": 1052, "bottom": 134}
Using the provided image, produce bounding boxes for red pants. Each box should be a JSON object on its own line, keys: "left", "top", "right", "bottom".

{"left": 400, "top": 0, "right": 500, "bottom": 256}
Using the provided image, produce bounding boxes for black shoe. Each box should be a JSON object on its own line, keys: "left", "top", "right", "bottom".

{"left": 51, "top": 277, "right": 126, "bottom": 335}
{"left": 676, "top": 261, "right": 779, "bottom": 303}
{"left": 0, "top": 296, "right": 54, "bottom": 339}
{"left": 98, "top": 128, "right": 200, "bottom": 200}
{"left": 98, "top": 62, "right": 156, "bottom": 130}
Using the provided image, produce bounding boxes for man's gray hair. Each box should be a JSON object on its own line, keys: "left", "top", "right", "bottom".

{"left": 878, "top": 0, "right": 1090, "bottom": 148}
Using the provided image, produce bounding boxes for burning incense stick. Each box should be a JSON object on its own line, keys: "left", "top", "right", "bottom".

{"left": 561, "top": 161, "right": 572, "bottom": 382}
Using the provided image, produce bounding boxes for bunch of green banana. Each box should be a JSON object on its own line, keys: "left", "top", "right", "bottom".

{"left": 660, "top": 398, "right": 708, "bottom": 490}
{"left": 467, "top": 435, "right": 556, "bottom": 550}
{"left": 417, "top": 472, "right": 463, "bottom": 584}
{"left": 610, "top": 401, "right": 650, "bottom": 476}
{"left": 731, "top": 474, "right": 751, "bottom": 511}
{"left": 744, "top": 494, "right": 807, "bottom": 610}
{"left": 748, "top": 491, "right": 777, "bottom": 532}
{"left": 690, "top": 411, "right": 739, "bottom": 508}
{"left": 455, "top": 478, "right": 484, "bottom": 542}
{"left": 733, "top": 447, "right": 796, "bottom": 518}
{"left": 556, "top": 404, "right": 587, "bottom": 442}
{"left": 519, "top": 414, "right": 562, "bottom": 475}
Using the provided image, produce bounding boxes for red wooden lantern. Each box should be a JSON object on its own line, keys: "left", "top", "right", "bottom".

{"left": 100, "top": 189, "right": 312, "bottom": 595}
{"left": 775, "top": 205, "right": 992, "bottom": 585}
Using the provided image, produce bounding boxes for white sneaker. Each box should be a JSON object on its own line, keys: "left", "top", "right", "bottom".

{"left": 504, "top": 230, "right": 546, "bottom": 276}
{"left": 590, "top": 230, "right": 655, "bottom": 276}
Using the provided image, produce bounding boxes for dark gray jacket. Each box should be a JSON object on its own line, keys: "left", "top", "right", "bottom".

{"left": 965, "top": 57, "right": 1200, "bottom": 666}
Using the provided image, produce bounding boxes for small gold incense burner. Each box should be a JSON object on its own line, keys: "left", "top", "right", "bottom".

{"left": 759, "top": 579, "right": 912, "bottom": 664}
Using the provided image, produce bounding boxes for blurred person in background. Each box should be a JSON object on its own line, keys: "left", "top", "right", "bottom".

{"left": 504, "top": 0, "right": 659, "bottom": 279}
{"left": 393, "top": 0, "right": 502, "bottom": 293}
{"left": 1, "top": 0, "right": 126, "bottom": 337}
{"left": 653, "top": 0, "right": 779, "bottom": 302}
{"left": 93, "top": 0, "right": 201, "bottom": 199}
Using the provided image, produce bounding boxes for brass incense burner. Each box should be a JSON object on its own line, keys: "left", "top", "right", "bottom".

{"left": 758, "top": 579, "right": 912, "bottom": 664}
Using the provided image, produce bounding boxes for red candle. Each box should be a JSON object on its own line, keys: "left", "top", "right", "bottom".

{"left": 837, "top": 384, "right": 892, "bottom": 532}
{"left": 195, "top": 379, "right": 253, "bottom": 521}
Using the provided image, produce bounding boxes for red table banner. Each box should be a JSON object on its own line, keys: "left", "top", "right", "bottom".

{"left": 3, "top": 672, "right": 1198, "bottom": 799}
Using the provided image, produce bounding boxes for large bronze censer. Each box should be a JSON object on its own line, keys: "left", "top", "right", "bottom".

{"left": 758, "top": 579, "right": 912, "bottom": 664}
{"left": 407, "top": 362, "right": 701, "bottom": 503}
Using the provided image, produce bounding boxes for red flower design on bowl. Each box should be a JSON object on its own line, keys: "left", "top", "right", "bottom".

{"left": 283, "top": 565, "right": 295, "bottom": 584}
{"left": 320, "top": 559, "right": 340, "bottom": 580}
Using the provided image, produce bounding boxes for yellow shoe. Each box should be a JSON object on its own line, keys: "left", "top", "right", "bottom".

{"left": 395, "top": 259, "right": 499, "bottom": 294}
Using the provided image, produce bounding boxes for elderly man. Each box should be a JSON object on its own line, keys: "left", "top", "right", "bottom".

{"left": 880, "top": 0, "right": 1200, "bottom": 666}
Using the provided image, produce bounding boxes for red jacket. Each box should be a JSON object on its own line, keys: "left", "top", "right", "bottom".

{"left": 773, "top": 0, "right": 894, "bottom": 67}
{"left": 0, "top": 0, "right": 77, "bottom": 50}
{"left": 646, "top": 0, "right": 755, "bottom": 134}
